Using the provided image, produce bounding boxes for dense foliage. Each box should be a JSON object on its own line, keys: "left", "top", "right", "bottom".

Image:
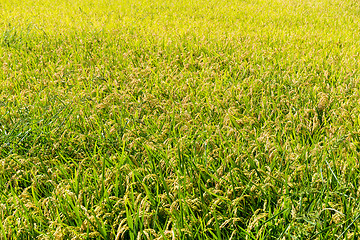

{"left": 1, "top": 0, "right": 360, "bottom": 239}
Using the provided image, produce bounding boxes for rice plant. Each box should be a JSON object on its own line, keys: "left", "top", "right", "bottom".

{"left": 1, "top": 0, "right": 360, "bottom": 239}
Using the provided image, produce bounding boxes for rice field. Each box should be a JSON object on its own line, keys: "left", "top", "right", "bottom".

{"left": 1, "top": 0, "right": 360, "bottom": 239}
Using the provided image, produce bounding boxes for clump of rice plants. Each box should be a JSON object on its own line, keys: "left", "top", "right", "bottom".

{"left": 1, "top": 0, "right": 360, "bottom": 239}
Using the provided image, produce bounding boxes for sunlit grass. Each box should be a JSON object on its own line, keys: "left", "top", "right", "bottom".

{"left": 1, "top": 0, "right": 360, "bottom": 239}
